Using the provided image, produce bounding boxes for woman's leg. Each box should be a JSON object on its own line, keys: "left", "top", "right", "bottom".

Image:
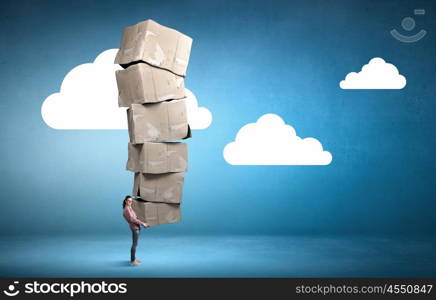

{"left": 131, "top": 228, "right": 140, "bottom": 262}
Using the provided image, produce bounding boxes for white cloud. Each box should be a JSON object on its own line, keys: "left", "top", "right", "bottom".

{"left": 184, "top": 88, "right": 212, "bottom": 129}
{"left": 41, "top": 49, "right": 212, "bottom": 130}
{"left": 339, "top": 57, "right": 406, "bottom": 89}
{"left": 223, "top": 114, "right": 332, "bottom": 165}
{"left": 41, "top": 49, "right": 125, "bottom": 129}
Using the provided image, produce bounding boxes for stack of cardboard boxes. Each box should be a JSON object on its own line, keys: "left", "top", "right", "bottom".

{"left": 114, "top": 19, "right": 192, "bottom": 226}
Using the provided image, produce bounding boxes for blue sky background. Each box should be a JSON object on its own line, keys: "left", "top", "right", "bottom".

{"left": 1, "top": 0, "right": 435, "bottom": 236}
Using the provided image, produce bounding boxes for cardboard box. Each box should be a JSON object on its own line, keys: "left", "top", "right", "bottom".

{"left": 115, "top": 19, "right": 192, "bottom": 77}
{"left": 133, "top": 172, "right": 185, "bottom": 204}
{"left": 131, "top": 199, "right": 181, "bottom": 227}
{"left": 126, "top": 142, "right": 188, "bottom": 173}
{"left": 127, "top": 100, "right": 191, "bottom": 143}
{"left": 116, "top": 63, "right": 186, "bottom": 107}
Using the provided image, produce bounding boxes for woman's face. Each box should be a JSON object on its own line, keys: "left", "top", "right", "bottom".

{"left": 126, "top": 197, "right": 133, "bottom": 205}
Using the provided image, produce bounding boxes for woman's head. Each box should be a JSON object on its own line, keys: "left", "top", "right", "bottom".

{"left": 123, "top": 195, "right": 133, "bottom": 208}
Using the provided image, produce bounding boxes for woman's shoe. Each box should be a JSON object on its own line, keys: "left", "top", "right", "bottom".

{"left": 130, "top": 260, "right": 141, "bottom": 266}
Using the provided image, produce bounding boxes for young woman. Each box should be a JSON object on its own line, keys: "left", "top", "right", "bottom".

{"left": 122, "top": 196, "right": 149, "bottom": 266}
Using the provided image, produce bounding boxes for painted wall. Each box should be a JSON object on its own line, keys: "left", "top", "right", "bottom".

{"left": 1, "top": 0, "right": 435, "bottom": 235}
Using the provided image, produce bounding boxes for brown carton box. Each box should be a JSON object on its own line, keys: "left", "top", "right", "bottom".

{"left": 115, "top": 19, "right": 192, "bottom": 77}
{"left": 127, "top": 101, "right": 191, "bottom": 143}
{"left": 133, "top": 172, "right": 184, "bottom": 204}
{"left": 126, "top": 142, "right": 188, "bottom": 174}
{"left": 116, "top": 63, "right": 186, "bottom": 107}
{"left": 131, "top": 199, "right": 180, "bottom": 227}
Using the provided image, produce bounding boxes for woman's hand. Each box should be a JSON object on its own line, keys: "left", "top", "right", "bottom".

{"left": 142, "top": 222, "right": 150, "bottom": 228}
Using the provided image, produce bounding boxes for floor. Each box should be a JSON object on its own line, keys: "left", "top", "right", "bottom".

{"left": 0, "top": 234, "right": 435, "bottom": 277}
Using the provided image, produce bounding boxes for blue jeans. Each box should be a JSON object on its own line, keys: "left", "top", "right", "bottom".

{"left": 131, "top": 228, "right": 140, "bottom": 262}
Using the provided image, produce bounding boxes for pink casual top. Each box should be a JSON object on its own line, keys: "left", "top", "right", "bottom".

{"left": 123, "top": 205, "right": 142, "bottom": 230}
